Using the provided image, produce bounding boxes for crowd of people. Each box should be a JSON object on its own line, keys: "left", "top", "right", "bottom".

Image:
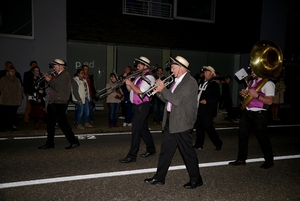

{"left": 0, "top": 53, "right": 285, "bottom": 188}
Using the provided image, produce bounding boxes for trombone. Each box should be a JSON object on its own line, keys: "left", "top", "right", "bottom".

{"left": 139, "top": 73, "right": 174, "bottom": 99}
{"left": 96, "top": 65, "right": 157, "bottom": 100}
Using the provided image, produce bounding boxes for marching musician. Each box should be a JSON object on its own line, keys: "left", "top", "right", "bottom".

{"left": 144, "top": 56, "right": 203, "bottom": 189}
{"left": 229, "top": 70, "right": 275, "bottom": 169}
{"left": 193, "top": 66, "right": 223, "bottom": 151}
{"left": 38, "top": 59, "right": 80, "bottom": 150}
{"left": 119, "top": 56, "right": 156, "bottom": 163}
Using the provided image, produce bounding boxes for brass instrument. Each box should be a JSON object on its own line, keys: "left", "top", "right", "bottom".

{"left": 96, "top": 65, "right": 157, "bottom": 100}
{"left": 139, "top": 73, "right": 174, "bottom": 99}
{"left": 33, "top": 70, "right": 56, "bottom": 88}
{"left": 240, "top": 40, "right": 283, "bottom": 110}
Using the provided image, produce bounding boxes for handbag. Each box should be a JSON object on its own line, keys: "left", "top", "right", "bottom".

{"left": 29, "top": 104, "right": 46, "bottom": 119}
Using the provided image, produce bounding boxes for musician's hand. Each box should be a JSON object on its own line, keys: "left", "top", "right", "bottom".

{"left": 239, "top": 89, "right": 248, "bottom": 97}
{"left": 45, "top": 75, "right": 52, "bottom": 82}
{"left": 154, "top": 78, "right": 165, "bottom": 93}
{"left": 38, "top": 89, "right": 43, "bottom": 94}
{"left": 124, "top": 79, "right": 132, "bottom": 86}
{"left": 199, "top": 99, "right": 207, "bottom": 104}
{"left": 248, "top": 88, "right": 259, "bottom": 98}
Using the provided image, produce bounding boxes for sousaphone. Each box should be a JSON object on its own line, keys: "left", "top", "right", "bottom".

{"left": 240, "top": 40, "right": 283, "bottom": 110}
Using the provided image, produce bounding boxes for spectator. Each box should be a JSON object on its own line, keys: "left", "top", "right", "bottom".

{"left": 120, "top": 66, "right": 133, "bottom": 126}
{"left": 106, "top": 73, "right": 124, "bottom": 128}
{"left": 152, "top": 66, "right": 166, "bottom": 125}
{"left": 82, "top": 65, "right": 98, "bottom": 125}
{"left": 220, "top": 75, "right": 233, "bottom": 118}
{"left": 28, "top": 66, "right": 47, "bottom": 131}
{"left": 23, "top": 61, "right": 38, "bottom": 126}
{"left": 193, "top": 69, "right": 204, "bottom": 85}
{"left": 272, "top": 77, "right": 286, "bottom": 121}
{"left": 0, "top": 65, "right": 23, "bottom": 132}
{"left": 71, "top": 68, "right": 93, "bottom": 129}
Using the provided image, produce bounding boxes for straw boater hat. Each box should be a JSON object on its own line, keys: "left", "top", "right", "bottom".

{"left": 170, "top": 56, "right": 190, "bottom": 71}
{"left": 134, "top": 56, "right": 150, "bottom": 67}
{"left": 52, "top": 59, "right": 66, "bottom": 67}
{"left": 203, "top": 66, "right": 216, "bottom": 76}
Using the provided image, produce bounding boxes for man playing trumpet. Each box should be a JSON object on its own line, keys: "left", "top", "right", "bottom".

{"left": 144, "top": 56, "right": 203, "bottom": 189}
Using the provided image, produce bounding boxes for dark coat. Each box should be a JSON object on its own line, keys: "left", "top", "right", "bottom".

{"left": 198, "top": 78, "right": 220, "bottom": 118}
{"left": 157, "top": 73, "right": 198, "bottom": 133}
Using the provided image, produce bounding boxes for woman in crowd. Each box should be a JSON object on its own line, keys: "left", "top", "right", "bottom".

{"left": 28, "top": 66, "right": 47, "bottom": 132}
{"left": 71, "top": 68, "right": 93, "bottom": 129}
{"left": 106, "top": 73, "right": 123, "bottom": 128}
{"left": 0, "top": 65, "right": 23, "bottom": 132}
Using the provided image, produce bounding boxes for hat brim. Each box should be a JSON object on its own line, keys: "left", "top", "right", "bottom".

{"left": 170, "top": 57, "right": 190, "bottom": 72}
{"left": 52, "top": 61, "right": 66, "bottom": 66}
{"left": 203, "top": 68, "right": 216, "bottom": 76}
{"left": 134, "top": 58, "right": 150, "bottom": 66}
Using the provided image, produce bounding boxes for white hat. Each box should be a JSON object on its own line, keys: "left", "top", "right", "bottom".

{"left": 134, "top": 56, "right": 150, "bottom": 66}
{"left": 52, "top": 59, "right": 66, "bottom": 66}
{"left": 203, "top": 66, "right": 216, "bottom": 76}
{"left": 170, "top": 56, "right": 189, "bottom": 71}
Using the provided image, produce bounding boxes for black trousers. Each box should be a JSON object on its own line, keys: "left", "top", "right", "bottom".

{"left": 237, "top": 110, "right": 273, "bottom": 162}
{"left": 0, "top": 105, "right": 18, "bottom": 131}
{"left": 194, "top": 114, "right": 223, "bottom": 149}
{"left": 153, "top": 118, "right": 202, "bottom": 183}
{"left": 126, "top": 102, "right": 156, "bottom": 159}
{"left": 46, "top": 103, "right": 79, "bottom": 146}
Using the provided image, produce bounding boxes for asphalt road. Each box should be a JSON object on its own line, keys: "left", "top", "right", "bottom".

{"left": 1, "top": 126, "right": 300, "bottom": 201}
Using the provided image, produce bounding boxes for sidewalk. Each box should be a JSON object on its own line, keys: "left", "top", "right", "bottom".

{"left": 0, "top": 107, "right": 298, "bottom": 138}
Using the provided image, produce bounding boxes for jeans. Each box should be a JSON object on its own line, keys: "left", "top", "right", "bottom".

{"left": 75, "top": 98, "right": 90, "bottom": 124}
{"left": 88, "top": 101, "right": 95, "bottom": 121}
{"left": 108, "top": 103, "right": 120, "bottom": 125}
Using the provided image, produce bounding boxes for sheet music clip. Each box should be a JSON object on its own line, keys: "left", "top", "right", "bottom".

{"left": 235, "top": 68, "right": 248, "bottom": 81}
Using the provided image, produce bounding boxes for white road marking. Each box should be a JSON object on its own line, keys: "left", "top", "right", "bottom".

{"left": 0, "top": 154, "right": 299, "bottom": 189}
{"left": 1, "top": 124, "right": 299, "bottom": 141}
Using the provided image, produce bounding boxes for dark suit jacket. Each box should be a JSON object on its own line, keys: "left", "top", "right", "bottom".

{"left": 157, "top": 73, "right": 198, "bottom": 133}
{"left": 198, "top": 78, "right": 220, "bottom": 118}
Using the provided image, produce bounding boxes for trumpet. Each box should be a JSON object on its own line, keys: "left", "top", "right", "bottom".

{"left": 33, "top": 70, "right": 56, "bottom": 88}
{"left": 139, "top": 73, "right": 174, "bottom": 99}
{"left": 96, "top": 65, "right": 157, "bottom": 100}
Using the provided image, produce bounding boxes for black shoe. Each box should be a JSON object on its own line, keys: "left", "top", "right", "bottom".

{"left": 119, "top": 157, "right": 136, "bottom": 163}
{"left": 183, "top": 180, "right": 203, "bottom": 189}
{"left": 260, "top": 161, "right": 274, "bottom": 169}
{"left": 140, "top": 151, "right": 156, "bottom": 158}
{"left": 228, "top": 160, "right": 246, "bottom": 166}
{"left": 38, "top": 144, "right": 54, "bottom": 149}
{"left": 215, "top": 141, "right": 223, "bottom": 150}
{"left": 215, "top": 146, "right": 222, "bottom": 151}
{"left": 65, "top": 143, "right": 80, "bottom": 149}
{"left": 144, "top": 178, "right": 165, "bottom": 185}
{"left": 192, "top": 145, "right": 203, "bottom": 150}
